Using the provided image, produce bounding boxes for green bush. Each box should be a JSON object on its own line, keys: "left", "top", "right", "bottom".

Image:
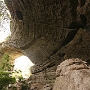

{"left": 0, "top": 54, "right": 16, "bottom": 90}
{"left": 1, "top": 54, "right": 13, "bottom": 71}
{"left": 0, "top": 54, "right": 30, "bottom": 90}
{"left": 0, "top": 71, "right": 16, "bottom": 90}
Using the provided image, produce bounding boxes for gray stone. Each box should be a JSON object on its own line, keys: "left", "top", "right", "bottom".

{"left": 53, "top": 58, "right": 90, "bottom": 90}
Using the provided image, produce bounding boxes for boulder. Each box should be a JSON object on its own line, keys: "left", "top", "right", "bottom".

{"left": 53, "top": 58, "right": 90, "bottom": 90}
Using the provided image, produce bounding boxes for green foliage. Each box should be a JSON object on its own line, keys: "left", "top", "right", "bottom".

{"left": 0, "top": 53, "right": 30, "bottom": 90}
{"left": 1, "top": 54, "right": 13, "bottom": 71}
{"left": 0, "top": 54, "right": 16, "bottom": 90}
{"left": 12, "top": 70, "right": 23, "bottom": 80}
{"left": 20, "top": 80, "right": 29, "bottom": 90}
{"left": 0, "top": 71, "right": 16, "bottom": 90}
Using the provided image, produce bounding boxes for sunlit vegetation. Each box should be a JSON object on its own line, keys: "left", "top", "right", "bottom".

{"left": 0, "top": 0, "right": 11, "bottom": 43}
{"left": 0, "top": 52, "right": 34, "bottom": 89}
{"left": 0, "top": 54, "right": 32, "bottom": 90}
{"left": 0, "top": 54, "right": 16, "bottom": 90}
{"left": 0, "top": 0, "right": 34, "bottom": 89}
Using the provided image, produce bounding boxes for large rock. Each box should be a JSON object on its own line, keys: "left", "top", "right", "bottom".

{"left": 3, "top": 0, "right": 90, "bottom": 85}
{"left": 53, "top": 58, "right": 90, "bottom": 90}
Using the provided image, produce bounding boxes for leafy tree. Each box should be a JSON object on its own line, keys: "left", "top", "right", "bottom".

{"left": 0, "top": 54, "right": 16, "bottom": 90}
{"left": 0, "top": 54, "right": 29, "bottom": 90}
{"left": 1, "top": 54, "right": 13, "bottom": 71}
{"left": 0, "top": 71, "right": 16, "bottom": 90}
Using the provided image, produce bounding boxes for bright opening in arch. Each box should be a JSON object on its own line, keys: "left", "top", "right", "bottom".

{"left": 13, "top": 55, "right": 34, "bottom": 79}
{"left": 0, "top": 0, "right": 11, "bottom": 43}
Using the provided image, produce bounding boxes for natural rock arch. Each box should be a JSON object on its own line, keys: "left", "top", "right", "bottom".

{"left": 4, "top": 0, "right": 90, "bottom": 75}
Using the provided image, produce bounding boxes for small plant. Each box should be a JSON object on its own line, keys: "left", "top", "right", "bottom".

{"left": 0, "top": 53, "right": 16, "bottom": 90}
{"left": 1, "top": 53, "right": 13, "bottom": 71}
{"left": 12, "top": 70, "right": 23, "bottom": 81}
{"left": 0, "top": 71, "right": 16, "bottom": 90}
{"left": 0, "top": 53, "right": 31, "bottom": 90}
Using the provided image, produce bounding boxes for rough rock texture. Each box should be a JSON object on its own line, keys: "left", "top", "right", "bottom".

{"left": 2, "top": 0, "right": 90, "bottom": 86}
{"left": 30, "top": 71, "right": 56, "bottom": 84}
{"left": 4, "top": 0, "right": 90, "bottom": 73}
{"left": 53, "top": 58, "right": 90, "bottom": 90}
{"left": 41, "top": 84, "right": 53, "bottom": 90}
{"left": 30, "top": 83, "right": 53, "bottom": 90}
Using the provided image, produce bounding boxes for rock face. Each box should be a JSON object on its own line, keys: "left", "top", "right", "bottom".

{"left": 4, "top": 0, "right": 90, "bottom": 73}
{"left": 53, "top": 58, "right": 90, "bottom": 90}
{"left": 41, "top": 84, "right": 53, "bottom": 90}
{"left": 30, "top": 83, "right": 53, "bottom": 90}
{"left": 2, "top": 0, "right": 90, "bottom": 86}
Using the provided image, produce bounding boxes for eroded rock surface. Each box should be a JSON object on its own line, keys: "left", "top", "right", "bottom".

{"left": 3, "top": 0, "right": 90, "bottom": 75}
{"left": 30, "top": 83, "right": 53, "bottom": 90}
{"left": 41, "top": 84, "right": 53, "bottom": 90}
{"left": 2, "top": 0, "right": 90, "bottom": 87}
{"left": 53, "top": 58, "right": 90, "bottom": 90}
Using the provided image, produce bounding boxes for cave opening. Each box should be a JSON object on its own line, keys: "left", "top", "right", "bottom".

{"left": 0, "top": 0, "right": 11, "bottom": 43}
{"left": 13, "top": 55, "right": 34, "bottom": 79}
